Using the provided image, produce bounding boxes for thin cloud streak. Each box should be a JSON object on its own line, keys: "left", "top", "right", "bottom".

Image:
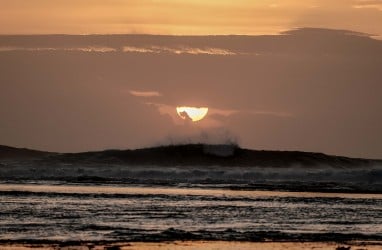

{"left": 0, "top": 46, "right": 116, "bottom": 52}
{"left": 129, "top": 90, "right": 162, "bottom": 97}
{"left": 0, "top": 45, "right": 236, "bottom": 55}
{"left": 353, "top": 4, "right": 382, "bottom": 10}
{"left": 353, "top": 0, "right": 382, "bottom": 10}
{"left": 123, "top": 46, "right": 156, "bottom": 53}
{"left": 0, "top": 45, "right": 240, "bottom": 55}
{"left": 123, "top": 46, "right": 237, "bottom": 55}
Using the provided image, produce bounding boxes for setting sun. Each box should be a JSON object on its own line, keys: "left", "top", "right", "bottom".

{"left": 176, "top": 107, "right": 208, "bottom": 122}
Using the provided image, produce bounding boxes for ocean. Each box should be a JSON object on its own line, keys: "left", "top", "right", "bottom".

{"left": 1, "top": 182, "right": 381, "bottom": 243}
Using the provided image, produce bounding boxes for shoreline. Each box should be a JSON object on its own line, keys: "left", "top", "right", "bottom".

{"left": 1, "top": 181, "right": 382, "bottom": 195}
{"left": 1, "top": 241, "right": 382, "bottom": 250}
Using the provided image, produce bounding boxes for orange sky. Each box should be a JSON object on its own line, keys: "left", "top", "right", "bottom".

{"left": 1, "top": 0, "right": 382, "bottom": 37}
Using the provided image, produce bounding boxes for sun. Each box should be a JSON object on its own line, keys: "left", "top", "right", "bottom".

{"left": 176, "top": 106, "right": 208, "bottom": 122}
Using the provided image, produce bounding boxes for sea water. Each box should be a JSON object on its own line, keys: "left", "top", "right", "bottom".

{"left": 0, "top": 183, "right": 381, "bottom": 242}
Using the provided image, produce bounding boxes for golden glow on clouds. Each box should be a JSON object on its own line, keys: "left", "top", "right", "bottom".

{"left": 123, "top": 46, "right": 156, "bottom": 53}
{"left": 176, "top": 107, "right": 208, "bottom": 122}
{"left": 123, "top": 46, "right": 235, "bottom": 55}
{"left": 0, "top": 0, "right": 382, "bottom": 36}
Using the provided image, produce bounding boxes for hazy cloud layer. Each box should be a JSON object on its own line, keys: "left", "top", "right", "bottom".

{"left": 1, "top": 0, "right": 382, "bottom": 37}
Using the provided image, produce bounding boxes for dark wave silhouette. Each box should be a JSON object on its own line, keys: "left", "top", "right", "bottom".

{"left": 1, "top": 144, "right": 381, "bottom": 193}
{"left": 0, "top": 143, "right": 380, "bottom": 167}
{"left": 0, "top": 145, "right": 53, "bottom": 159}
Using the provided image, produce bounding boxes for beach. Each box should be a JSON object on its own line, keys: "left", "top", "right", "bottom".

{"left": 2, "top": 241, "right": 382, "bottom": 250}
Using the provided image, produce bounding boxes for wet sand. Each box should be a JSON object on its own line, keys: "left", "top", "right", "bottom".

{"left": 1, "top": 241, "right": 382, "bottom": 250}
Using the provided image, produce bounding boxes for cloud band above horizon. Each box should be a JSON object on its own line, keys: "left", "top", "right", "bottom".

{"left": 0, "top": 0, "right": 382, "bottom": 38}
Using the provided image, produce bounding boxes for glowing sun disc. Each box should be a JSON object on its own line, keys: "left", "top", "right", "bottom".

{"left": 176, "top": 106, "right": 208, "bottom": 122}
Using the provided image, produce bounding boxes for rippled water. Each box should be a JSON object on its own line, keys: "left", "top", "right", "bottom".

{"left": 1, "top": 183, "right": 382, "bottom": 242}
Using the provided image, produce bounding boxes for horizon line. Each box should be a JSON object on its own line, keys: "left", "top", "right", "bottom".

{"left": 0, "top": 27, "right": 370, "bottom": 37}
